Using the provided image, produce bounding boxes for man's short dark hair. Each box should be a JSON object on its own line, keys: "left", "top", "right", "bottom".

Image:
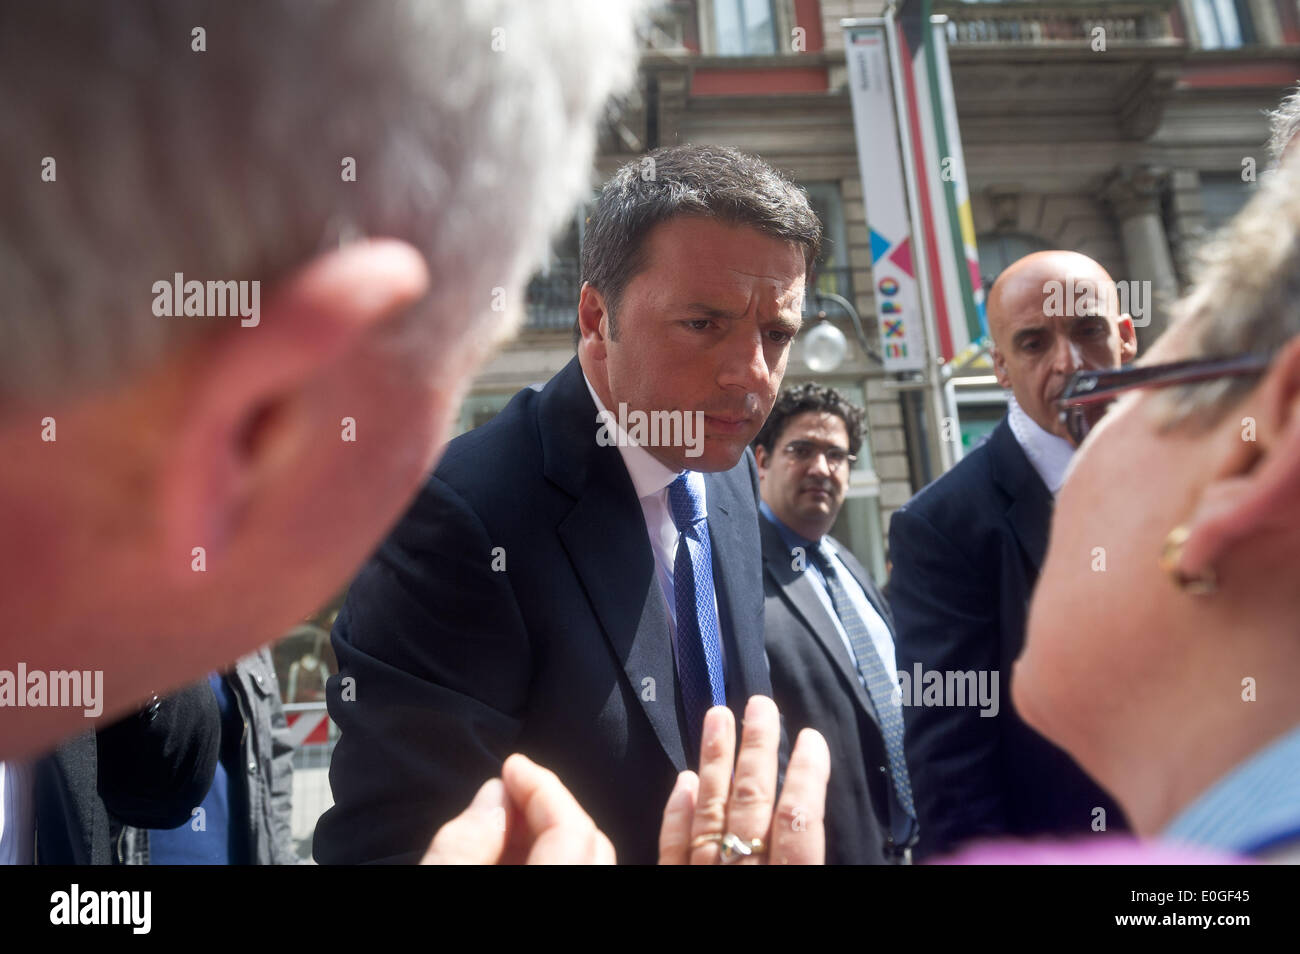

{"left": 577, "top": 144, "right": 821, "bottom": 342}
{"left": 753, "top": 382, "right": 865, "bottom": 458}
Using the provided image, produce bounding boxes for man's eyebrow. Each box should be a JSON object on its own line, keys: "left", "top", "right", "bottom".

{"left": 772, "top": 312, "right": 804, "bottom": 334}
{"left": 682, "top": 302, "right": 737, "bottom": 320}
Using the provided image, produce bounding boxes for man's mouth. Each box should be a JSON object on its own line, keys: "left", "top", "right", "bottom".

{"left": 703, "top": 414, "right": 750, "bottom": 435}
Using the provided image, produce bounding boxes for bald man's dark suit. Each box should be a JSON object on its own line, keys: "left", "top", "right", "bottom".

{"left": 887, "top": 417, "right": 1127, "bottom": 859}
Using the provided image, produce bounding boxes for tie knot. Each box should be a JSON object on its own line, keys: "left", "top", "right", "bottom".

{"left": 668, "top": 473, "right": 706, "bottom": 531}
{"left": 810, "top": 540, "right": 837, "bottom": 575}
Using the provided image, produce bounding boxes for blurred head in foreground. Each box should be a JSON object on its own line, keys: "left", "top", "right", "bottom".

{"left": 1015, "top": 153, "right": 1300, "bottom": 854}
{"left": 0, "top": 0, "right": 639, "bottom": 757}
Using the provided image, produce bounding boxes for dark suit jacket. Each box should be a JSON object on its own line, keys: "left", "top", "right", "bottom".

{"left": 33, "top": 683, "right": 220, "bottom": 864}
{"left": 314, "top": 356, "right": 775, "bottom": 865}
{"left": 887, "top": 417, "right": 1127, "bottom": 860}
{"left": 761, "top": 517, "right": 913, "bottom": 864}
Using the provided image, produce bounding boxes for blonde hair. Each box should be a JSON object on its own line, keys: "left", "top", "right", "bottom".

{"left": 1157, "top": 152, "right": 1300, "bottom": 426}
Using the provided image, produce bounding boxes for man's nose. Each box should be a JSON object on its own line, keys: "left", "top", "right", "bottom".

{"left": 806, "top": 450, "right": 832, "bottom": 477}
{"left": 1052, "top": 335, "right": 1084, "bottom": 374}
{"left": 717, "top": 327, "right": 770, "bottom": 394}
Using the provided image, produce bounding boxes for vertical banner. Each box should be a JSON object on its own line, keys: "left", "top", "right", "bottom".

{"left": 844, "top": 7, "right": 987, "bottom": 371}
{"left": 844, "top": 23, "right": 926, "bottom": 372}
{"left": 927, "top": 16, "right": 988, "bottom": 363}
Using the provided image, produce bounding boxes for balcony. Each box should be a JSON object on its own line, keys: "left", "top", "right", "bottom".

{"left": 636, "top": 0, "right": 698, "bottom": 52}
{"left": 936, "top": 0, "right": 1181, "bottom": 48}
{"left": 524, "top": 260, "right": 581, "bottom": 333}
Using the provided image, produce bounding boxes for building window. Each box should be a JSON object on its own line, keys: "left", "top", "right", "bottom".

{"left": 1199, "top": 172, "right": 1257, "bottom": 232}
{"left": 975, "top": 231, "right": 1052, "bottom": 294}
{"left": 456, "top": 392, "right": 516, "bottom": 435}
{"left": 803, "top": 183, "right": 853, "bottom": 317}
{"left": 713, "top": 0, "right": 778, "bottom": 54}
{"left": 1187, "top": 0, "right": 1256, "bottom": 48}
{"left": 524, "top": 203, "right": 588, "bottom": 332}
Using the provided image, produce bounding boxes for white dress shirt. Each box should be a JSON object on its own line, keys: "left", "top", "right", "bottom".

{"left": 0, "top": 760, "right": 34, "bottom": 865}
{"left": 584, "top": 375, "right": 724, "bottom": 672}
{"left": 1006, "top": 393, "right": 1075, "bottom": 496}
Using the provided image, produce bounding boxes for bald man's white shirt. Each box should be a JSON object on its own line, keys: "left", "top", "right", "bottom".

{"left": 1007, "top": 394, "right": 1074, "bottom": 496}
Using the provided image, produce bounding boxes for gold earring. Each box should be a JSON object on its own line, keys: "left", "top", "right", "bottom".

{"left": 1159, "top": 525, "right": 1218, "bottom": 596}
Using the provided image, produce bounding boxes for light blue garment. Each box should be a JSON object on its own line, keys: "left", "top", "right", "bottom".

{"left": 1163, "top": 723, "right": 1300, "bottom": 856}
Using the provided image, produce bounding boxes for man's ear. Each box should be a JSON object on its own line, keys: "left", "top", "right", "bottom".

{"left": 1117, "top": 315, "right": 1138, "bottom": 363}
{"left": 754, "top": 443, "right": 769, "bottom": 476}
{"left": 1177, "top": 335, "right": 1300, "bottom": 580}
{"left": 991, "top": 344, "right": 1012, "bottom": 390}
{"left": 158, "top": 239, "right": 430, "bottom": 578}
{"left": 577, "top": 282, "right": 610, "bottom": 360}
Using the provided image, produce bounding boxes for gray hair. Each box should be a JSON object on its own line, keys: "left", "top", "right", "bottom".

{"left": 1268, "top": 86, "right": 1300, "bottom": 163}
{"left": 578, "top": 144, "right": 822, "bottom": 341}
{"left": 1158, "top": 150, "right": 1300, "bottom": 426}
{"left": 0, "top": 0, "right": 640, "bottom": 403}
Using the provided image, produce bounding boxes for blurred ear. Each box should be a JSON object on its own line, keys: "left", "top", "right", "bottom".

{"left": 158, "top": 240, "right": 430, "bottom": 578}
{"left": 1117, "top": 315, "right": 1138, "bottom": 363}
{"left": 577, "top": 281, "right": 610, "bottom": 360}
{"left": 1177, "top": 335, "right": 1300, "bottom": 579}
{"left": 754, "top": 443, "right": 770, "bottom": 476}
{"left": 991, "top": 343, "right": 1012, "bottom": 390}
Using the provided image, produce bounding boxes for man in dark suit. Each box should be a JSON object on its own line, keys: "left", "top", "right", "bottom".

{"left": 888, "top": 251, "right": 1138, "bottom": 859}
{"left": 315, "top": 145, "right": 822, "bottom": 864}
{"left": 755, "top": 383, "right": 917, "bottom": 864}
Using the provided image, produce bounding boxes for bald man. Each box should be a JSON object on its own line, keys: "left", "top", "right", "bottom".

{"left": 886, "top": 251, "right": 1135, "bottom": 859}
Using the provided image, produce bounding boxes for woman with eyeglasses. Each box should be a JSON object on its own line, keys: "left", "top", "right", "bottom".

{"left": 1003, "top": 150, "right": 1300, "bottom": 863}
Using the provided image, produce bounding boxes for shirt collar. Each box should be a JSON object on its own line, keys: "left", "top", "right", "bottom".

{"left": 584, "top": 372, "right": 681, "bottom": 500}
{"left": 1163, "top": 722, "right": 1300, "bottom": 856}
{"left": 759, "top": 500, "right": 828, "bottom": 553}
{"left": 1006, "top": 393, "right": 1075, "bottom": 496}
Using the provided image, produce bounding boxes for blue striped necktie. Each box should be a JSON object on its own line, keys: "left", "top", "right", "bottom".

{"left": 668, "top": 473, "right": 726, "bottom": 755}
{"left": 811, "top": 543, "right": 915, "bottom": 819}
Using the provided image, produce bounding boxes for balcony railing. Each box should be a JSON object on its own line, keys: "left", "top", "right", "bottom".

{"left": 525, "top": 259, "right": 581, "bottom": 332}
{"left": 636, "top": 0, "right": 697, "bottom": 52}
{"left": 936, "top": 0, "right": 1180, "bottom": 46}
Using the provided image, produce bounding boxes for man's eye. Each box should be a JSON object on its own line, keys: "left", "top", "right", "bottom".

{"left": 768, "top": 330, "right": 793, "bottom": 345}
{"left": 684, "top": 319, "right": 714, "bottom": 332}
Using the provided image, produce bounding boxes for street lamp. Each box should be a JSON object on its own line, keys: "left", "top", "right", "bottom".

{"left": 802, "top": 289, "right": 882, "bottom": 372}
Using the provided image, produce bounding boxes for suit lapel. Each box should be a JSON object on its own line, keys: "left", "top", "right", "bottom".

{"left": 705, "top": 465, "right": 771, "bottom": 707}
{"left": 544, "top": 359, "right": 688, "bottom": 772}
{"left": 759, "top": 519, "right": 880, "bottom": 729}
{"left": 989, "top": 418, "right": 1053, "bottom": 572}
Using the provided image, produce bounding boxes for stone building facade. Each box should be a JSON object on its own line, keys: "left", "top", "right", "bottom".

{"left": 461, "top": 0, "right": 1300, "bottom": 575}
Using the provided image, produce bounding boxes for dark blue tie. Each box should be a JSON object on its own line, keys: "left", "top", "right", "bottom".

{"left": 811, "top": 543, "right": 916, "bottom": 820}
{"left": 668, "top": 473, "right": 726, "bottom": 754}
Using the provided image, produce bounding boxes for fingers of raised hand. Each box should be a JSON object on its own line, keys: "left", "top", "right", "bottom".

{"left": 769, "top": 727, "right": 830, "bottom": 865}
